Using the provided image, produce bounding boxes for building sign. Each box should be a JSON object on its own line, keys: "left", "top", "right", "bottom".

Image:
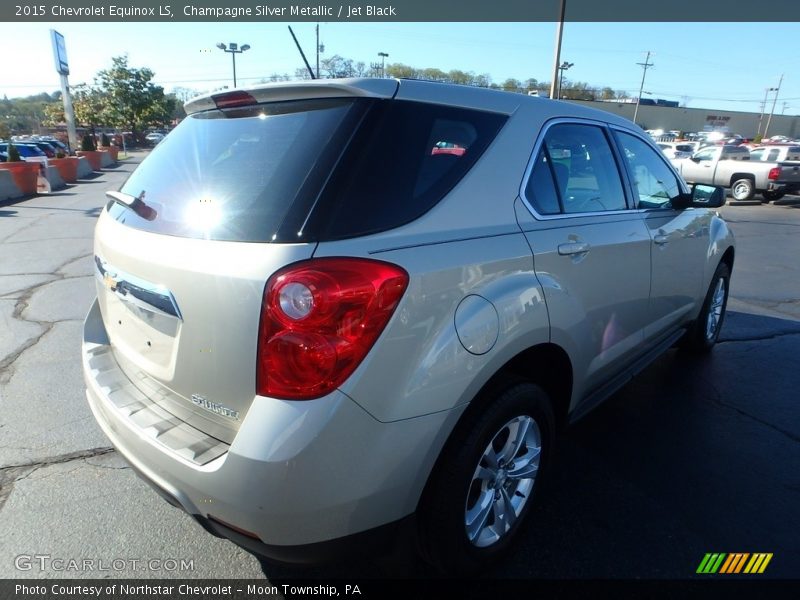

{"left": 50, "top": 29, "right": 69, "bottom": 75}
{"left": 704, "top": 115, "right": 731, "bottom": 132}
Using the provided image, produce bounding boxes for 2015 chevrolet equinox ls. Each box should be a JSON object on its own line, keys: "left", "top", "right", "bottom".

{"left": 83, "top": 78, "right": 734, "bottom": 572}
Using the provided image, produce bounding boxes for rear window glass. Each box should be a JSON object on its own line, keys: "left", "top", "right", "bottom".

{"left": 110, "top": 98, "right": 360, "bottom": 242}
{"left": 675, "top": 144, "right": 693, "bottom": 152}
{"left": 306, "top": 100, "right": 507, "bottom": 240}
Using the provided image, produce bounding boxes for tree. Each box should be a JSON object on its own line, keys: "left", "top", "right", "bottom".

{"left": 96, "top": 56, "right": 172, "bottom": 140}
{"left": 501, "top": 78, "right": 522, "bottom": 92}
{"left": 600, "top": 87, "right": 616, "bottom": 100}
{"left": 72, "top": 84, "right": 107, "bottom": 137}
{"left": 385, "top": 63, "right": 416, "bottom": 79}
{"left": 320, "top": 55, "right": 357, "bottom": 78}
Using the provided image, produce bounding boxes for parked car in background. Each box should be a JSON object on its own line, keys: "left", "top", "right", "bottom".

{"left": 0, "top": 142, "right": 48, "bottom": 167}
{"left": 145, "top": 132, "right": 165, "bottom": 146}
{"left": 672, "top": 144, "right": 800, "bottom": 201}
{"left": 84, "top": 78, "right": 735, "bottom": 573}
{"left": 43, "top": 138, "right": 71, "bottom": 155}
{"left": 27, "top": 141, "right": 58, "bottom": 158}
{"left": 657, "top": 142, "right": 695, "bottom": 159}
{"left": 749, "top": 145, "right": 800, "bottom": 164}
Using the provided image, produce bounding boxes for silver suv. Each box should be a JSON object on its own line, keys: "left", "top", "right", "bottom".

{"left": 83, "top": 79, "right": 734, "bottom": 572}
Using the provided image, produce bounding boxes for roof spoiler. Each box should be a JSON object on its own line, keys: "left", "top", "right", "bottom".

{"left": 184, "top": 78, "right": 399, "bottom": 115}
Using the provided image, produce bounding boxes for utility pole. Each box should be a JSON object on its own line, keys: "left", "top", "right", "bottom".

{"left": 763, "top": 74, "right": 784, "bottom": 139}
{"left": 549, "top": 0, "right": 567, "bottom": 100}
{"left": 756, "top": 87, "right": 775, "bottom": 137}
{"left": 632, "top": 51, "right": 653, "bottom": 126}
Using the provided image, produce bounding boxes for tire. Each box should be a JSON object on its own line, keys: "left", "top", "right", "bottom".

{"left": 417, "top": 378, "right": 555, "bottom": 573}
{"left": 762, "top": 190, "right": 785, "bottom": 202}
{"left": 682, "top": 262, "right": 730, "bottom": 352}
{"left": 730, "top": 178, "right": 755, "bottom": 201}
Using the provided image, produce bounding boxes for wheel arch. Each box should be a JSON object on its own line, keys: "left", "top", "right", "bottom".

{"left": 416, "top": 342, "right": 573, "bottom": 511}
{"left": 729, "top": 173, "right": 755, "bottom": 187}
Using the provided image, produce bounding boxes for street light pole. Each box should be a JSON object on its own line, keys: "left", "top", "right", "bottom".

{"left": 216, "top": 42, "right": 251, "bottom": 88}
{"left": 557, "top": 61, "right": 573, "bottom": 99}
{"left": 378, "top": 52, "right": 389, "bottom": 78}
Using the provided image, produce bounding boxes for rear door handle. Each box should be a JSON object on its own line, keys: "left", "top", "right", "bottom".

{"left": 558, "top": 242, "right": 591, "bottom": 256}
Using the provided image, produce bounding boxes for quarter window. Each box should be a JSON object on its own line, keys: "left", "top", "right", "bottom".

{"left": 615, "top": 131, "right": 682, "bottom": 209}
{"left": 525, "top": 123, "right": 627, "bottom": 215}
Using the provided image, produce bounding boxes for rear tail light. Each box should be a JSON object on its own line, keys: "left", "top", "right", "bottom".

{"left": 257, "top": 258, "right": 409, "bottom": 400}
{"left": 768, "top": 167, "right": 780, "bottom": 181}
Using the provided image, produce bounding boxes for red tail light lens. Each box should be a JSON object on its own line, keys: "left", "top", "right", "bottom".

{"left": 768, "top": 167, "right": 780, "bottom": 181}
{"left": 257, "top": 258, "right": 409, "bottom": 399}
{"left": 211, "top": 90, "right": 257, "bottom": 109}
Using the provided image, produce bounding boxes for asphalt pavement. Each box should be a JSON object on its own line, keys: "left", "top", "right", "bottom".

{"left": 0, "top": 156, "right": 798, "bottom": 581}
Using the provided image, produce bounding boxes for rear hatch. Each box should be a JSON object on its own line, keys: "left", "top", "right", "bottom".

{"left": 93, "top": 84, "right": 395, "bottom": 443}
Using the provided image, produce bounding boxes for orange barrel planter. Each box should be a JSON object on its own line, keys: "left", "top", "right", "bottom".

{"left": 76, "top": 150, "right": 103, "bottom": 171}
{"left": 49, "top": 157, "right": 80, "bottom": 183}
{"left": 0, "top": 161, "right": 40, "bottom": 195}
{"left": 99, "top": 146, "right": 119, "bottom": 162}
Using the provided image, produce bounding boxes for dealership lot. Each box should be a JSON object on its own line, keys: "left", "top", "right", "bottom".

{"left": 0, "top": 156, "right": 798, "bottom": 579}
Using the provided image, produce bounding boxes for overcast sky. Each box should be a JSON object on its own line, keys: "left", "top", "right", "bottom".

{"left": 2, "top": 21, "right": 798, "bottom": 115}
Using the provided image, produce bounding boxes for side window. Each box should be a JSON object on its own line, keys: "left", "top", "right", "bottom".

{"left": 614, "top": 132, "right": 683, "bottom": 209}
{"left": 694, "top": 148, "right": 716, "bottom": 161}
{"left": 767, "top": 148, "right": 780, "bottom": 162}
{"left": 749, "top": 148, "right": 765, "bottom": 161}
{"left": 525, "top": 123, "right": 627, "bottom": 215}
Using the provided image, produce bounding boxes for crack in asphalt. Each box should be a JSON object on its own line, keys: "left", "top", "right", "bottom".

{"left": 0, "top": 447, "right": 115, "bottom": 513}
{"left": 718, "top": 330, "right": 800, "bottom": 344}
{"left": 0, "top": 253, "right": 93, "bottom": 384}
{"left": 2, "top": 237, "right": 96, "bottom": 246}
{"left": 701, "top": 376, "right": 800, "bottom": 444}
{"left": 0, "top": 218, "right": 42, "bottom": 245}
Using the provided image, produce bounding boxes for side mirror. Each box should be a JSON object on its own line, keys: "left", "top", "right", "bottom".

{"left": 691, "top": 184, "right": 725, "bottom": 207}
{"left": 690, "top": 155, "right": 700, "bottom": 162}
{"left": 672, "top": 184, "right": 725, "bottom": 209}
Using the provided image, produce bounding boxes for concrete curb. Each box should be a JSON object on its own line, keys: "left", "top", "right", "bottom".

{"left": 45, "top": 166, "right": 66, "bottom": 191}
{"left": 100, "top": 151, "right": 113, "bottom": 168}
{"left": 773, "top": 197, "right": 800, "bottom": 207}
{"left": 76, "top": 157, "right": 93, "bottom": 179}
{"left": 726, "top": 200, "right": 762, "bottom": 206}
{"left": 0, "top": 170, "right": 23, "bottom": 201}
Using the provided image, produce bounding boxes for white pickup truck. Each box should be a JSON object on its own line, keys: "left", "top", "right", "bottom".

{"left": 671, "top": 144, "right": 800, "bottom": 201}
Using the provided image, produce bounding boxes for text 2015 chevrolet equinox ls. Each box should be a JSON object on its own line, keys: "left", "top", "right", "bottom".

{"left": 83, "top": 78, "right": 734, "bottom": 572}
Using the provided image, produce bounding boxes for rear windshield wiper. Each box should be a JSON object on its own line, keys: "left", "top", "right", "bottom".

{"left": 106, "top": 190, "right": 158, "bottom": 221}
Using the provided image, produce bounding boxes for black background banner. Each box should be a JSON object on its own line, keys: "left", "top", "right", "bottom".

{"left": 2, "top": 0, "right": 800, "bottom": 22}
{"left": 2, "top": 579, "right": 800, "bottom": 600}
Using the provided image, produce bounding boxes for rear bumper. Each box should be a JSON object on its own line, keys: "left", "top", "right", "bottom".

{"left": 767, "top": 182, "right": 799, "bottom": 193}
{"left": 83, "top": 298, "right": 456, "bottom": 553}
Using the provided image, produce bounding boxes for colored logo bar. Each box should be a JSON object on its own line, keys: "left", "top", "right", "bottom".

{"left": 697, "top": 553, "right": 773, "bottom": 574}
